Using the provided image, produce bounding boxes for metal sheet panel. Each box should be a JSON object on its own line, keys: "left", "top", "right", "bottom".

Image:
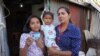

{"left": 0, "top": 4, "right": 9, "bottom": 56}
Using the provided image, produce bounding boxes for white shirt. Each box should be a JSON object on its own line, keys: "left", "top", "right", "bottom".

{"left": 20, "top": 33, "right": 43, "bottom": 56}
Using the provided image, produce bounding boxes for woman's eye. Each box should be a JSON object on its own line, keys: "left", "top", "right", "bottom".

{"left": 45, "top": 18, "right": 48, "bottom": 19}
{"left": 61, "top": 12, "right": 65, "bottom": 15}
{"left": 37, "top": 21, "right": 40, "bottom": 24}
{"left": 58, "top": 12, "right": 65, "bottom": 16}
{"left": 48, "top": 18, "right": 52, "bottom": 20}
{"left": 58, "top": 13, "right": 60, "bottom": 16}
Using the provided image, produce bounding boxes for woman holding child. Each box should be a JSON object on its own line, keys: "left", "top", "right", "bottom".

{"left": 19, "top": 6, "right": 81, "bottom": 56}
{"left": 48, "top": 7, "right": 81, "bottom": 56}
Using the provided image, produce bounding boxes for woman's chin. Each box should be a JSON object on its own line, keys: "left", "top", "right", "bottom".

{"left": 60, "top": 21, "right": 64, "bottom": 24}
{"left": 32, "top": 29, "right": 39, "bottom": 32}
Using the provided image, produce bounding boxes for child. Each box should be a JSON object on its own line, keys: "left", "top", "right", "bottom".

{"left": 41, "top": 11, "right": 60, "bottom": 50}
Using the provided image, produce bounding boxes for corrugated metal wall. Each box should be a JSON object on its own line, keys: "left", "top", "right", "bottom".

{"left": 90, "top": 10, "right": 100, "bottom": 38}
{"left": 50, "top": 0, "right": 88, "bottom": 30}
{"left": 50, "top": 0, "right": 89, "bottom": 54}
{"left": 0, "top": 4, "right": 9, "bottom": 56}
{"left": 90, "top": 9, "right": 100, "bottom": 56}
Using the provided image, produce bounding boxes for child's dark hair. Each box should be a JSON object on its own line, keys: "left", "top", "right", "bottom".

{"left": 23, "top": 15, "right": 42, "bottom": 33}
{"left": 43, "top": 11, "right": 54, "bottom": 20}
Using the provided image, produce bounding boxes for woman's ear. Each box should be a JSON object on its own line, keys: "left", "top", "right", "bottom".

{"left": 68, "top": 14, "right": 71, "bottom": 19}
{"left": 28, "top": 25, "right": 31, "bottom": 30}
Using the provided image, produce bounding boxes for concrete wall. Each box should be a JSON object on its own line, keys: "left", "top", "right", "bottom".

{"left": 90, "top": 10, "right": 100, "bottom": 38}
{"left": 32, "top": 3, "right": 44, "bottom": 18}
{"left": 90, "top": 9, "right": 100, "bottom": 56}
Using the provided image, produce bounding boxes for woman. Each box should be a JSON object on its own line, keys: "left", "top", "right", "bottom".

{"left": 48, "top": 7, "right": 81, "bottom": 56}
{"left": 20, "top": 15, "right": 45, "bottom": 56}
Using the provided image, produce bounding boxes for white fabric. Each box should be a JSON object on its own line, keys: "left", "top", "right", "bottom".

{"left": 79, "top": 51, "right": 85, "bottom": 56}
{"left": 86, "top": 48, "right": 96, "bottom": 56}
{"left": 20, "top": 33, "right": 43, "bottom": 56}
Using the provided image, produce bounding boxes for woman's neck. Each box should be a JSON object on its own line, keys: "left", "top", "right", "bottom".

{"left": 60, "top": 21, "right": 69, "bottom": 28}
{"left": 31, "top": 31, "right": 39, "bottom": 33}
{"left": 59, "top": 21, "right": 69, "bottom": 33}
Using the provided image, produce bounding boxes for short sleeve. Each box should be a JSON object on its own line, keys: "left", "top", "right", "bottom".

{"left": 20, "top": 33, "right": 29, "bottom": 48}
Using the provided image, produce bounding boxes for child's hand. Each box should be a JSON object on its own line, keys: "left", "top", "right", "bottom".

{"left": 25, "top": 37, "right": 34, "bottom": 47}
{"left": 52, "top": 45, "right": 60, "bottom": 50}
{"left": 52, "top": 46, "right": 58, "bottom": 49}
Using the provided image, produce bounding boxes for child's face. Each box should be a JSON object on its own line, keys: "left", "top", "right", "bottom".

{"left": 43, "top": 14, "right": 53, "bottom": 25}
{"left": 29, "top": 17, "right": 40, "bottom": 32}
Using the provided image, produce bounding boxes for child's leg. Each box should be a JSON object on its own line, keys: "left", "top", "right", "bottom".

{"left": 51, "top": 41, "right": 60, "bottom": 50}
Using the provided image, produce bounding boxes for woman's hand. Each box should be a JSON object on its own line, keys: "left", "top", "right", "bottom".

{"left": 25, "top": 37, "right": 34, "bottom": 48}
{"left": 48, "top": 47, "right": 59, "bottom": 55}
{"left": 60, "top": 51, "right": 72, "bottom": 56}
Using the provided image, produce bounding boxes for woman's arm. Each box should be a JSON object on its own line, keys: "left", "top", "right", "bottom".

{"left": 36, "top": 37, "right": 44, "bottom": 50}
{"left": 20, "top": 45, "right": 28, "bottom": 56}
{"left": 48, "top": 47, "right": 72, "bottom": 56}
{"left": 20, "top": 37, "right": 33, "bottom": 56}
{"left": 57, "top": 50, "right": 72, "bottom": 56}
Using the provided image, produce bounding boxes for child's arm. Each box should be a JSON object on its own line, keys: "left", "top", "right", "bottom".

{"left": 20, "top": 35, "right": 34, "bottom": 56}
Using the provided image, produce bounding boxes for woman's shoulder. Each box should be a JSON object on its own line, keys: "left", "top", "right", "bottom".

{"left": 21, "top": 33, "right": 29, "bottom": 36}
{"left": 69, "top": 23, "right": 80, "bottom": 32}
{"left": 68, "top": 23, "right": 81, "bottom": 38}
{"left": 20, "top": 33, "right": 30, "bottom": 39}
{"left": 55, "top": 25, "right": 59, "bottom": 30}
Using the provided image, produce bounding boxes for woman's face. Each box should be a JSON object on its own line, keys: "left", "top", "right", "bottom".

{"left": 29, "top": 17, "right": 41, "bottom": 32}
{"left": 57, "top": 8, "right": 70, "bottom": 24}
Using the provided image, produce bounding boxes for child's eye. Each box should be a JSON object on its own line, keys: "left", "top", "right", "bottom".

{"left": 45, "top": 18, "right": 48, "bottom": 19}
{"left": 36, "top": 21, "right": 40, "bottom": 24}
{"left": 31, "top": 22, "right": 34, "bottom": 25}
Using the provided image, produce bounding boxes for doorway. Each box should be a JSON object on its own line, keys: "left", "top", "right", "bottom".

{"left": 4, "top": 0, "right": 44, "bottom": 56}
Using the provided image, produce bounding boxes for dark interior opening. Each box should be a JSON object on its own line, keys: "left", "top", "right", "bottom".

{"left": 3, "top": 0, "right": 44, "bottom": 56}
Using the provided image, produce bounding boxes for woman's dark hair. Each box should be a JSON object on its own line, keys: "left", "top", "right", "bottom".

{"left": 23, "top": 15, "right": 42, "bottom": 33}
{"left": 57, "top": 7, "right": 70, "bottom": 14}
{"left": 57, "top": 6, "right": 72, "bottom": 23}
{"left": 43, "top": 11, "right": 54, "bottom": 20}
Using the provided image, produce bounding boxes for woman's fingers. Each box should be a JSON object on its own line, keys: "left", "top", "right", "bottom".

{"left": 26, "top": 37, "right": 34, "bottom": 47}
{"left": 48, "top": 48, "right": 58, "bottom": 55}
{"left": 63, "top": 51, "right": 72, "bottom": 56}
